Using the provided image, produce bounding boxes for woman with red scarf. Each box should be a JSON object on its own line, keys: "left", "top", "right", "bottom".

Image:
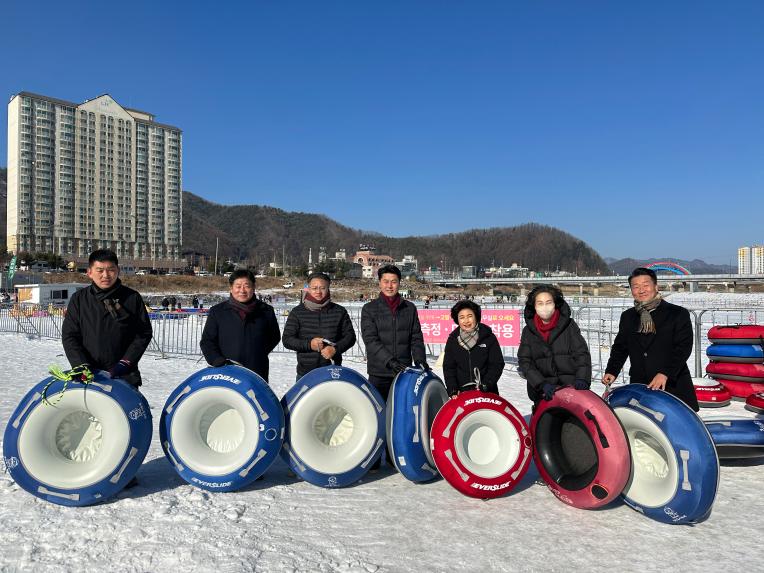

{"left": 517, "top": 285, "right": 592, "bottom": 405}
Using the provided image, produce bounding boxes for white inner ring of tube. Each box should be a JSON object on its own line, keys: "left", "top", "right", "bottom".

{"left": 453, "top": 409, "right": 521, "bottom": 479}
{"left": 289, "top": 381, "right": 378, "bottom": 475}
{"left": 615, "top": 407, "right": 679, "bottom": 508}
{"left": 171, "top": 387, "right": 260, "bottom": 476}
{"left": 18, "top": 389, "right": 130, "bottom": 489}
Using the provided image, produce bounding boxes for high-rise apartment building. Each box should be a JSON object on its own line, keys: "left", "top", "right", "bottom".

{"left": 738, "top": 247, "right": 751, "bottom": 275}
{"left": 6, "top": 92, "right": 182, "bottom": 267}
{"left": 752, "top": 246, "right": 764, "bottom": 275}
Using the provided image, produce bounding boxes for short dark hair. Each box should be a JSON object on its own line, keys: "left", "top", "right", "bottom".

{"left": 228, "top": 269, "right": 256, "bottom": 285}
{"left": 628, "top": 267, "right": 657, "bottom": 286}
{"left": 377, "top": 265, "right": 401, "bottom": 280}
{"left": 307, "top": 271, "right": 331, "bottom": 284}
{"left": 89, "top": 249, "right": 119, "bottom": 267}
{"left": 525, "top": 284, "right": 564, "bottom": 316}
{"left": 451, "top": 300, "right": 481, "bottom": 324}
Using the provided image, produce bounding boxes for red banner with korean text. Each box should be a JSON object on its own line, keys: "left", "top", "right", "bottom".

{"left": 417, "top": 308, "right": 521, "bottom": 347}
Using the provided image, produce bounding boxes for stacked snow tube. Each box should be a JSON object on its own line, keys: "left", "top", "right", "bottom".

{"left": 3, "top": 372, "right": 152, "bottom": 506}
{"left": 386, "top": 368, "right": 449, "bottom": 482}
{"left": 431, "top": 390, "right": 533, "bottom": 499}
{"left": 706, "top": 325, "right": 764, "bottom": 400}
{"left": 281, "top": 366, "right": 385, "bottom": 488}
{"left": 531, "top": 388, "right": 631, "bottom": 509}
{"left": 745, "top": 392, "right": 764, "bottom": 414}
{"left": 704, "top": 416, "right": 764, "bottom": 459}
{"left": 160, "top": 365, "right": 284, "bottom": 492}
{"left": 607, "top": 384, "right": 719, "bottom": 524}
{"left": 692, "top": 378, "right": 732, "bottom": 408}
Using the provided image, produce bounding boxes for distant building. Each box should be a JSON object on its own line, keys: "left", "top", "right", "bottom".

{"left": 738, "top": 245, "right": 764, "bottom": 275}
{"left": 461, "top": 265, "right": 477, "bottom": 279}
{"left": 485, "top": 263, "right": 529, "bottom": 279}
{"left": 330, "top": 249, "right": 347, "bottom": 262}
{"left": 395, "top": 255, "right": 418, "bottom": 277}
{"left": 738, "top": 247, "right": 752, "bottom": 274}
{"left": 353, "top": 244, "right": 394, "bottom": 276}
{"left": 753, "top": 246, "right": 764, "bottom": 274}
{"left": 6, "top": 91, "right": 182, "bottom": 269}
{"left": 318, "top": 246, "right": 327, "bottom": 264}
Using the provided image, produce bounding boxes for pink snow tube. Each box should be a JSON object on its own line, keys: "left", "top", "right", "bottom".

{"left": 708, "top": 325, "right": 764, "bottom": 345}
{"left": 706, "top": 362, "right": 764, "bottom": 383}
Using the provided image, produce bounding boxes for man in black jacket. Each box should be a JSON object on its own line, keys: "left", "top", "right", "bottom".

{"left": 282, "top": 272, "right": 356, "bottom": 380}
{"left": 62, "top": 249, "right": 153, "bottom": 388}
{"left": 200, "top": 270, "right": 281, "bottom": 381}
{"left": 603, "top": 267, "right": 698, "bottom": 410}
{"left": 361, "top": 265, "right": 428, "bottom": 401}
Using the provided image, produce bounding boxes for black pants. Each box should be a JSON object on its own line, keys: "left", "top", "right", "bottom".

{"left": 369, "top": 375, "right": 395, "bottom": 469}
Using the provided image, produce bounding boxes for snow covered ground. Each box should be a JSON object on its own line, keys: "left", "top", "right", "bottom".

{"left": 1, "top": 334, "right": 763, "bottom": 573}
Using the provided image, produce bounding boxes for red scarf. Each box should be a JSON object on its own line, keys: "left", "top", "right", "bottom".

{"left": 381, "top": 293, "right": 401, "bottom": 314}
{"left": 534, "top": 309, "right": 560, "bottom": 343}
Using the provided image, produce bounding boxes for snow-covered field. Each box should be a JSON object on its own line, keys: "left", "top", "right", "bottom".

{"left": 1, "top": 334, "right": 763, "bottom": 573}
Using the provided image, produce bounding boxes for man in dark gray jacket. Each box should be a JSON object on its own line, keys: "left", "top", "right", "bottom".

{"left": 361, "top": 265, "right": 428, "bottom": 402}
{"left": 282, "top": 272, "right": 356, "bottom": 380}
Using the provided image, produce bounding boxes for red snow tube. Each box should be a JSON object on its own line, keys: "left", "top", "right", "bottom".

{"left": 708, "top": 325, "right": 764, "bottom": 345}
{"left": 745, "top": 393, "right": 764, "bottom": 414}
{"left": 716, "top": 379, "right": 764, "bottom": 399}
{"left": 706, "top": 362, "right": 764, "bottom": 383}
{"left": 431, "top": 390, "right": 533, "bottom": 499}
{"left": 530, "top": 388, "right": 631, "bottom": 509}
{"left": 693, "top": 378, "right": 732, "bottom": 408}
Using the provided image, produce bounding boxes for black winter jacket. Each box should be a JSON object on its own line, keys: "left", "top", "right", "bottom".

{"left": 361, "top": 295, "right": 427, "bottom": 377}
{"left": 605, "top": 299, "right": 698, "bottom": 411}
{"left": 62, "top": 281, "right": 153, "bottom": 382}
{"left": 200, "top": 299, "right": 281, "bottom": 381}
{"left": 282, "top": 301, "right": 357, "bottom": 377}
{"left": 443, "top": 323, "right": 504, "bottom": 396}
{"left": 517, "top": 302, "right": 592, "bottom": 403}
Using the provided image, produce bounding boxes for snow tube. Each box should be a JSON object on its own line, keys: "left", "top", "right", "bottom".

{"left": 706, "top": 344, "right": 764, "bottom": 364}
{"left": 431, "top": 390, "right": 533, "bottom": 499}
{"left": 386, "top": 368, "right": 448, "bottom": 482}
{"left": 2, "top": 372, "right": 152, "bottom": 506}
{"left": 706, "top": 362, "right": 764, "bottom": 383}
{"left": 708, "top": 325, "right": 764, "bottom": 345}
{"left": 160, "top": 365, "right": 284, "bottom": 492}
{"left": 704, "top": 417, "right": 764, "bottom": 459}
{"left": 745, "top": 392, "right": 764, "bottom": 414}
{"left": 693, "top": 378, "right": 732, "bottom": 408}
{"left": 531, "top": 388, "right": 630, "bottom": 509}
{"left": 280, "top": 366, "right": 385, "bottom": 488}
{"left": 607, "top": 384, "right": 719, "bottom": 524}
{"left": 712, "top": 379, "right": 764, "bottom": 400}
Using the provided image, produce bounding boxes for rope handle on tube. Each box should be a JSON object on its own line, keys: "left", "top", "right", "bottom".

{"left": 42, "top": 364, "right": 94, "bottom": 406}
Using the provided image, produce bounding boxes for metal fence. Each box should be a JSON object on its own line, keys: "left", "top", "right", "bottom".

{"left": 2, "top": 303, "right": 764, "bottom": 383}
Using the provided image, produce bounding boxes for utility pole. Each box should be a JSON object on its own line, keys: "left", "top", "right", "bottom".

{"left": 214, "top": 237, "right": 219, "bottom": 275}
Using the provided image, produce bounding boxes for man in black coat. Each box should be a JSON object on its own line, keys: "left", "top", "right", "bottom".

{"left": 603, "top": 267, "right": 698, "bottom": 411}
{"left": 282, "top": 272, "right": 356, "bottom": 380}
{"left": 62, "top": 249, "right": 153, "bottom": 388}
{"left": 361, "top": 265, "right": 427, "bottom": 401}
{"left": 200, "top": 269, "right": 281, "bottom": 381}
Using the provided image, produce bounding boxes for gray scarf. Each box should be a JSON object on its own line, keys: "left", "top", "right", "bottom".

{"left": 303, "top": 295, "right": 331, "bottom": 312}
{"left": 457, "top": 327, "right": 479, "bottom": 351}
{"left": 634, "top": 293, "right": 662, "bottom": 334}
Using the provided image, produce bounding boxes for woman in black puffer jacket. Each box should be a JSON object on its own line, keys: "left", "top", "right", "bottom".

{"left": 517, "top": 285, "right": 592, "bottom": 404}
{"left": 443, "top": 300, "right": 505, "bottom": 397}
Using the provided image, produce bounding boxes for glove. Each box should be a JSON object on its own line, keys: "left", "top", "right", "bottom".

{"left": 573, "top": 379, "right": 590, "bottom": 391}
{"left": 387, "top": 359, "right": 407, "bottom": 374}
{"left": 108, "top": 359, "right": 132, "bottom": 379}
{"left": 542, "top": 383, "right": 556, "bottom": 401}
{"left": 211, "top": 357, "right": 230, "bottom": 367}
{"left": 416, "top": 361, "right": 431, "bottom": 372}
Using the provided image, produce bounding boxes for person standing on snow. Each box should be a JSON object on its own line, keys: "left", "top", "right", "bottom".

{"left": 443, "top": 300, "right": 505, "bottom": 398}
{"left": 62, "top": 249, "right": 153, "bottom": 389}
{"left": 602, "top": 267, "right": 698, "bottom": 410}
{"left": 200, "top": 269, "right": 281, "bottom": 382}
{"left": 282, "top": 271, "right": 357, "bottom": 381}
{"left": 517, "top": 284, "right": 592, "bottom": 405}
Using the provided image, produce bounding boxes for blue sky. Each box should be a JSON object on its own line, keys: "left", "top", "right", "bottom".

{"left": 2, "top": 1, "right": 763, "bottom": 264}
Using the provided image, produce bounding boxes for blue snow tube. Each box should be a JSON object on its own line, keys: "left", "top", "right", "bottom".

{"left": 281, "top": 366, "right": 385, "bottom": 488}
{"left": 2, "top": 372, "right": 152, "bottom": 506}
{"left": 706, "top": 344, "right": 764, "bottom": 364}
{"left": 386, "top": 368, "right": 449, "bottom": 482}
{"left": 607, "top": 384, "right": 719, "bottom": 524}
{"left": 160, "top": 365, "right": 284, "bottom": 492}
{"left": 704, "top": 417, "right": 764, "bottom": 459}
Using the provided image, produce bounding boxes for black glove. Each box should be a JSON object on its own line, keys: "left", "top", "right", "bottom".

{"left": 573, "top": 379, "right": 590, "bottom": 391}
{"left": 542, "top": 383, "right": 556, "bottom": 401}
{"left": 108, "top": 359, "right": 131, "bottom": 379}
{"left": 211, "top": 357, "right": 229, "bottom": 367}
{"left": 416, "top": 361, "right": 431, "bottom": 372}
{"left": 387, "top": 359, "right": 407, "bottom": 374}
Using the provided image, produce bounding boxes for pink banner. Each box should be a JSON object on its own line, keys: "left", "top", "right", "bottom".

{"left": 417, "top": 308, "right": 521, "bottom": 347}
